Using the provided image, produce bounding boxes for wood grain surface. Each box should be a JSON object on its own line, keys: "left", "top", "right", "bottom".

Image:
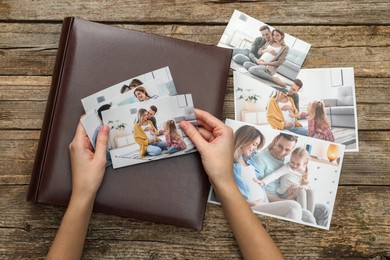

{"left": 0, "top": 0, "right": 389, "bottom": 259}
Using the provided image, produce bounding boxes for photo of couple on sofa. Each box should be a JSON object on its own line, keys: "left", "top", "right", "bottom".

{"left": 210, "top": 123, "right": 332, "bottom": 228}
{"left": 230, "top": 25, "right": 309, "bottom": 90}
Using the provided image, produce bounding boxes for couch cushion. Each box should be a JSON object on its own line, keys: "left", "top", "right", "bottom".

{"left": 328, "top": 106, "right": 354, "bottom": 115}
{"left": 337, "top": 86, "right": 354, "bottom": 106}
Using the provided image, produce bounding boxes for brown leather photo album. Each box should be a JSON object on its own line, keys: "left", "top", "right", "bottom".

{"left": 27, "top": 17, "right": 232, "bottom": 230}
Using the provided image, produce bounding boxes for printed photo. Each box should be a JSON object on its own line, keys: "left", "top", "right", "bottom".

{"left": 218, "top": 10, "right": 311, "bottom": 91}
{"left": 233, "top": 68, "right": 359, "bottom": 152}
{"left": 100, "top": 94, "right": 197, "bottom": 169}
{"left": 81, "top": 66, "right": 177, "bottom": 113}
{"left": 208, "top": 119, "right": 345, "bottom": 230}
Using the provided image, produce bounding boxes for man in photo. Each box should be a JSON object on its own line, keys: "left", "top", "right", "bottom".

{"left": 232, "top": 25, "right": 272, "bottom": 65}
{"left": 287, "top": 79, "right": 303, "bottom": 112}
{"left": 252, "top": 132, "right": 330, "bottom": 227}
{"left": 148, "top": 105, "right": 164, "bottom": 135}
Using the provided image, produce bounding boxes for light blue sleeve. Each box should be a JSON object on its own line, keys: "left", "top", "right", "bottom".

{"left": 233, "top": 163, "right": 250, "bottom": 201}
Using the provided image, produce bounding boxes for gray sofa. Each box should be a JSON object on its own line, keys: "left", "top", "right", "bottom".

{"left": 277, "top": 48, "right": 306, "bottom": 81}
{"left": 323, "top": 86, "right": 356, "bottom": 128}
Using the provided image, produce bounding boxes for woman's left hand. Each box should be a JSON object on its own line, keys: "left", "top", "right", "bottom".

{"left": 69, "top": 121, "right": 109, "bottom": 200}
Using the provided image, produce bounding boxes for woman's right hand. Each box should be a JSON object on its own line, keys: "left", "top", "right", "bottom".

{"left": 179, "top": 109, "right": 234, "bottom": 186}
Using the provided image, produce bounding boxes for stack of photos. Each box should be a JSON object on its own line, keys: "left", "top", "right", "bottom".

{"left": 208, "top": 119, "right": 345, "bottom": 230}
{"left": 81, "top": 66, "right": 197, "bottom": 169}
{"left": 212, "top": 10, "right": 359, "bottom": 228}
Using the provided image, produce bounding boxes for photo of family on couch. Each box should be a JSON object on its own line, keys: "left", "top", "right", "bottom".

{"left": 218, "top": 10, "right": 311, "bottom": 91}
{"left": 234, "top": 67, "right": 359, "bottom": 152}
{"left": 101, "top": 94, "right": 197, "bottom": 169}
{"left": 208, "top": 119, "right": 345, "bottom": 230}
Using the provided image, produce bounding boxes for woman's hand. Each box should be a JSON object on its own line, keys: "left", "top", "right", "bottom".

{"left": 179, "top": 109, "right": 234, "bottom": 186}
{"left": 252, "top": 178, "right": 265, "bottom": 187}
{"left": 281, "top": 104, "right": 293, "bottom": 111}
{"left": 69, "top": 121, "right": 109, "bottom": 200}
{"left": 47, "top": 121, "right": 110, "bottom": 260}
{"left": 269, "top": 49, "right": 277, "bottom": 56}
{"left": 256, "top": 59, "right": 266, "bottom": 65}
{"left": 180, "top": 109, "right": 284, "bottom": 259}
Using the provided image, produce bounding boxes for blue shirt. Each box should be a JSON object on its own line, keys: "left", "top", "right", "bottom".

{"left": 252, "top": 149, "right": 285, "bottom": 197}
{"left": 233, "top": 156, "right": 269, "bottom": 203}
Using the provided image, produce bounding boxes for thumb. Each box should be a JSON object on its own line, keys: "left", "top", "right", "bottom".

{"left": 95, "top": 125, "right": 109, "bottom": 160}
{"left": 180, "top": 121, "right": 206, "bottom": 151}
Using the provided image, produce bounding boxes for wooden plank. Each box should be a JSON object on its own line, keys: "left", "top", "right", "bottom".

{"left": 2, "top": 23, "right": 390, "bottom": 48}
{"left": 0, "top": 94, "right": 389, "bottom": 130}
{"left": 1, "top": 23, "right": 390, "bottom": 77}
{"left": 0, "top": 185, "right": 389, "bottom": 259}
{"left": 0, "top": 1, "right": 390, "bottom": 24}
{"left": 1, "top": 76, "right": 390, "bottom": 104}
{"left": 1, "top": 46, "right": 390, "bottom": 77}
{"left": 1, "top": 130, "right": 389, "bottom": 186}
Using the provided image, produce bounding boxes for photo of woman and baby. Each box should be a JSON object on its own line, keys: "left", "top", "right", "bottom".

{"left": 209, "top": 119, "right": 345, "bottom": 229}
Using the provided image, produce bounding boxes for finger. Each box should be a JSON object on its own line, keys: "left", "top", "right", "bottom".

{"left": 74, "top": 120, "right": 88, "bottom": 142}
{"left": 196, "top": 118, "right": 213, "bottom": 132}
{"left": 194, "top": 109, "right": 224, "bottom": 131}
{"left": 179, "top": 121, "right": 207, "bottom": 150}
{"left": 198, "top": 127, "right": 214, "bottom": 142}
{"left": 94, "top": 125, "right": 110, "bottom": 161}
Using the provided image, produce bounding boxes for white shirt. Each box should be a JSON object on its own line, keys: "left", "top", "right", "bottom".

{"left": 141, "top": 124, "right": 156, "bottom": 142}
{"left": 278, "top": 101, "right": 295, "bottom": 126}
{"left": 260, "top": 45, "right": 281, "bottom": 62}
{"left": 241, "top": 164, "right": 265, "bottom": 201}
{"left": 261, "top": 164, "right": 304, "bottom": 195}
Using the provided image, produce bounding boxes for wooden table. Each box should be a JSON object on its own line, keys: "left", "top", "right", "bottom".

{"left": 1, "top": 1, "right": 389, "bottom": 259}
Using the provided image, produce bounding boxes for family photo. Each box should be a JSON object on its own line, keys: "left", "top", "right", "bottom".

{"left": 234, "top": 68, "right": 359, "bottom": 152}
{"left": 100, "top": 94, "right": 197, "bottom": 169}
{"left": 218, "top": 10, "right": 311, "bottom": 91}
{"left": 81, "top": 66, "right": 177, "bottom": 113}
{"left": 208, "top": 119, "right": 345, "bottom": 230}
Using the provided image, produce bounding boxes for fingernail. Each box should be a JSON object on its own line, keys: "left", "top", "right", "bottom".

{"left": 101, "top": 125, "right": 110, "bottom": 133}
{"left": 180, "top": 121, "right": 188, "bottom": 129}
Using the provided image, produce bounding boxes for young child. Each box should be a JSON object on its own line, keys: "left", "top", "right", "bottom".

{"left": 164, "top": 120, "right": 187, "bottom": 154}
{"left": 307, "top": 101, "right": 335, "bottom": 142}
{"left": 256, "top": 147, "right": 315, "bottom": 213}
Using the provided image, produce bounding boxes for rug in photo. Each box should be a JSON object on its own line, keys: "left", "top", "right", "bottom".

{"left": 218, "top": 10, "right": 311, "bottom": 92}
{"left": 101, "top": 94, "right": 197, "bottom": 169}
{"left": 208, "top": 119, "right": 345, "bottom": 230}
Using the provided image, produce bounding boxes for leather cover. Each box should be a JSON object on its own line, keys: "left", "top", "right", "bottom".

{"left": 27, "top": 17, "right": 232, "bottom": 230}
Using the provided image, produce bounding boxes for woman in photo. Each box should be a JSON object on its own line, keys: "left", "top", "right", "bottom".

{"left": 255, "top": 147, "right": 315, "bottom": 213}
{"left": 120, "top": 78, "right": 144, "bottom": 94}
{"left": 164, "top": 119, "right": 187, "bottom": 154}
{"left": 133, "top": 108, "right": 167, "bottom": 157}
{"left": 267, "top": 90, "right": 308, "bottom": 136}
{"left": 233, "top": 125, "right": 303, "bottom": 221}
{"left": 133, "top": 86, "right": 158, "bottom": 102}
{"left": 243, "top": 29, "right": 289, "bottom": 87}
